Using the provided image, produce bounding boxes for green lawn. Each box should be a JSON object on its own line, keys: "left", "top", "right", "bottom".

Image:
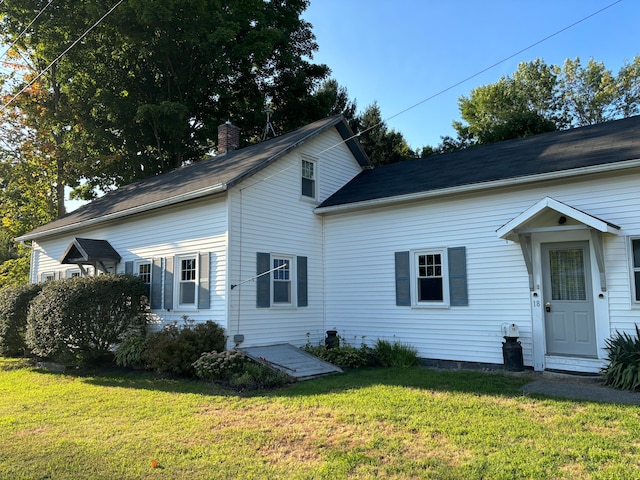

{"left": 1, "top": 358, "right": 639, "bottom": 479}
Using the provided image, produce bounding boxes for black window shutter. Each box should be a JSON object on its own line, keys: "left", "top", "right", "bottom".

{"left": 150, "top": 258, "right": 162, "bottom": 309}
{"left": 297, "top": 256, "right": 308, "bottom": 307}
{"left": 124, "top": 261, "right": 133, "bottom": 275}
{"left": 198, "top": 252, "right": 210, "bottom": 309}
{"left": 395, "top": 251, "right": 411, "bottom": 306}
{"left": 256, "top": 252, "right": 271, "bottom": 308}
{"left": 448, "top": 246, "right": 468, "bottom": 306}
{"left": 164, "top": 257, "right": 174, "bottom": 310}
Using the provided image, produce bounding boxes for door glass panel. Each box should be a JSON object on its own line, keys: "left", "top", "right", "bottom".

{"left": 549, "top": 249, "right": 586, "bottom": 301}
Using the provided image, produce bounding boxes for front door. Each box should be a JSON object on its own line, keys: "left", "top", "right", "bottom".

{"left": 541, "top": 242, "right": 597, "bottom": 357}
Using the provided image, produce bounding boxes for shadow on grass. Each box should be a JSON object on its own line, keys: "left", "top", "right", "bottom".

{"left": 27, "top": 360, "right": 533, "bottom": 400}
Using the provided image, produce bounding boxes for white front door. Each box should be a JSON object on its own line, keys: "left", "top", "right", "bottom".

{"left": 541, "top": 242, "right": 597, "bottom": 358}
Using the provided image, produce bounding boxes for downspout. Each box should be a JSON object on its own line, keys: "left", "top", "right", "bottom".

{"left": 321, "top": 214, "right": 327, "bottom": 334}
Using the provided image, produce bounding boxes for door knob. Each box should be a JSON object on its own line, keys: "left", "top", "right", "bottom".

{"left": 545, "top": 302, "right": 551, "bottom": 312}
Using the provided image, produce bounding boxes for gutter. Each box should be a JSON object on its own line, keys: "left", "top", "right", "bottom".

{"left": 16, "top": 183, "right": 227, "bottom": 242}
{"left": 314, "top": 158, "right": 640, "bottom": 215}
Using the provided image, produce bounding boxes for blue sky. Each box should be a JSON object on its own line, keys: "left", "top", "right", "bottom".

{"left": 303, "top": 0, "right": 638, "bottom": 150}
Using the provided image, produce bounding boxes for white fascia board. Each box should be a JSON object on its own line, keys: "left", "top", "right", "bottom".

{"left": 315, "top": 158, "right": 640, "bottom": 215}
{"left": 16, "top": 183, "right": 228, "bottom": 242}
{"left": 497, "top": 196, "right": 620, "bottom": 241}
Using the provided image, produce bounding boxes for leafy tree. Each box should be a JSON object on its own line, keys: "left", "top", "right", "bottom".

{"left": 353, "top": 102, "right": 414, "bottom": 166}
{"left": 1, "top": 0, "right": 330, "bottom": 200}
{"left": 453, "top": 59, "right": 559, "bottom": 145}
{"left": 559, "top": 57, "right": 618, "bottom": 127}
{"left": 425, "top": 56, "right": 640, "bottom": 154}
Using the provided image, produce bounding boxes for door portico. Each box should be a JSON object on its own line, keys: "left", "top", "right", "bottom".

{"left": 497, "top": 197, "right": 620, "bottom": 372}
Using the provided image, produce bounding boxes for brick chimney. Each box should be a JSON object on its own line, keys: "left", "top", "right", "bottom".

{"left": 217, "top": 121, "right": 240, "bottom": 154}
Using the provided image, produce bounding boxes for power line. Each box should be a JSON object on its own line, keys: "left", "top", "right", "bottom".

{"left": 318, "top": 0, "right": 624, "bottom": 155}
{"left": 0, "top": 0, "right": 123, "bottom": 114}
{"left": 0, "top": 0, "right": 54, "bottom": 63}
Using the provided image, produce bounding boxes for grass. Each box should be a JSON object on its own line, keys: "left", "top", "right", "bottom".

{"left": 1, "top": 358, "right": 640, "bottom": 479}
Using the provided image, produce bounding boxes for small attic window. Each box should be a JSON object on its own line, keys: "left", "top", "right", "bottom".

{"left": 301, "top": 156, "right": 316, "bottom": 199}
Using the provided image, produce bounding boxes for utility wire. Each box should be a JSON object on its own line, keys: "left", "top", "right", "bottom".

{"left": 318, "top": 0, "right": 624, "bottom": 155}
{"left": 0, "top": 0, "right": 123, "bottom": 114}
{"left": 0, "top": 0, "right": 54, "bottom": 62}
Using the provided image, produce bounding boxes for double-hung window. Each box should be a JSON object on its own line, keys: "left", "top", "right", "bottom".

{"left": 416, "top": 251, "right": 445, "bottom": 303}
{"left": 631, "top": 238, "right": 640, "bottom": 303}
{"left": 176, "top": 254, "right": 198, "bottom": 309}
{"left": 301, "top": 156, "right": 316, "bottom": 200}
{"left": 137, "top": 261, "right": 152, "bottom": 297}
{"left": 272, "top": 256, "right": 292, "bottom": 305}
{"left": 41, "top": 272, "right": 55, "bottom": 282}
{"left": 256, "top": 252, "right": 308, "bottom": 308}
{"left": 395, "top": 247, "right": 468, "bottom": 307}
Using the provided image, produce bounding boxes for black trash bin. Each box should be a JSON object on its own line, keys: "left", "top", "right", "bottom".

{"left": 502, "top": 336, "right": 524, "bottom": 372}
{"left": 325, "top": 330, "right": 339, "bottom": 349}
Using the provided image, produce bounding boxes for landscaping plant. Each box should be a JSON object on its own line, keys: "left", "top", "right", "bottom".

{"left": 0, "top": 283, "right": 42, "bottom": 356}
{"left": 114, "top": 330, "right": 148, "bottom": 368}
{"left": 602, "top": 324, "right": 640, "bottom": 391}
{"left": 302, "top": 338, "right": 374, "bottom": 368}
{"left": 144, "top": 320, "right": 226, "bottom": 376}
{"left": 373, "top": 339, "right": 419, "bottom": 367}
{"left": 25, "top": 275, "right": 148, "bottom": 366}
{"left": 192, "top": 350, "right": 247, "bottom": 381}
{"left": 193, "top": 350, "right": 290, "bottom": 390}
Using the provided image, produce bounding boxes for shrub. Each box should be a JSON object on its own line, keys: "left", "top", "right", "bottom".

{"left": 373, "top": 339, "right": 419, "bottom": 367}
{"left": 193, "top": 350, "right": 246, "bottom": 381}
{"left": 25, "top": 275, "right": 148, "bottom": 366}
{"left": 302, "top": 342, "right": 373, "bottom": 368}
{"left": 0, "top": 283, "right": 42, "bottom": 356}
{"left": 114, "top": 330, "right": 147, "bottom": 368}
{"left": 602, "top": 325, "right": 640, "bottom": 391}
{"left": 144, "top": 320, "right": 226, "bottom": 376}
{"left": 228, "top": 361, "right": 290, "bottom": 390}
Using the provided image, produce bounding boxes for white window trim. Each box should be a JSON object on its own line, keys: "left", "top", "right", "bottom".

{"left": 300, "top": 154, "right": 318, "bottom": 202}
{"left": 628, "top": 236, "right": 640, "bottom": 307}
{"left": 41, "top": 271, "right": 55, "bottom": 282}
{"left": 174, "top": 253, "right": 199, "bottom": 311}
{"left": 135, "top": 259, "right": 152, "bottom": 285}
{"left": 66, "top": 269, "right": 81, "bottom": 278}
{"left": 410, "top": 248, "right": 450, "bottom": 308}
{"left": 271, "top": 253, "right": 297, "bottom": 308}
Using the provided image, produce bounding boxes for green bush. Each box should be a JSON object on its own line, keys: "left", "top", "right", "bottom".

{"left": 0, "top": 283, "right": 42, "bottom": 356}
{"left": 144, "top": 320, "right": 226, "bottom": 376}
{"left": 114, "top": 330, "right": 147, "bottom": 368}
{"left": 302, "top": 342, "right": 374, "bottom": 368}
{"left": 373, "top": 339, "right": 419, "bottom": 367}
{"left": 192, "top": 350, "right": 246, "bottom": 381}
{"left": 228, "top": 361, "right": 290, "bottom": 390}
{"left": 25, "top": 275, "right": 148, "bottom": 366}
{"left": 602, "top": 325, "right": 640, "bottom": 391}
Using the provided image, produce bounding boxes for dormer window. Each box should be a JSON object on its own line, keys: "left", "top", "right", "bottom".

{"left": 301, "top": 156, "right": 316, "bottom": 199}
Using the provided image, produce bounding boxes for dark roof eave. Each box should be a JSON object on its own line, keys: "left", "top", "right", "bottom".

{"left": 16, "top": 182, "right": 228, "bottom": 242}
{"left": 315, "top": 158, "right": 640, "bottom": 215}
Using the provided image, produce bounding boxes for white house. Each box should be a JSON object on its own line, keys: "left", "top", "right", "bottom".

{"left": 17, "top": 114, "right": 640, "bottom": 373}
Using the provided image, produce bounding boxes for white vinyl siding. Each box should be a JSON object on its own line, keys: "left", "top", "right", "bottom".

{"left": 31, "top": 196, "right": 228, "bottom": 328}
{"left": 323, "top": 168, "right": 640, "bottom": 368}
{"left": 228, "top": 128, "right": 363, "bottom": 347}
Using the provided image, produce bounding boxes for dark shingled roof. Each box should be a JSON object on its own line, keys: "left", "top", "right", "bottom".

{"left": 60, "top": 238, "right": 121, "bottom": 264}
{"left": 318, "top": 115, "right": 640, "bottom": 210}
{"left": 19, "top": 115, "right": 369, "bottom": 241}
